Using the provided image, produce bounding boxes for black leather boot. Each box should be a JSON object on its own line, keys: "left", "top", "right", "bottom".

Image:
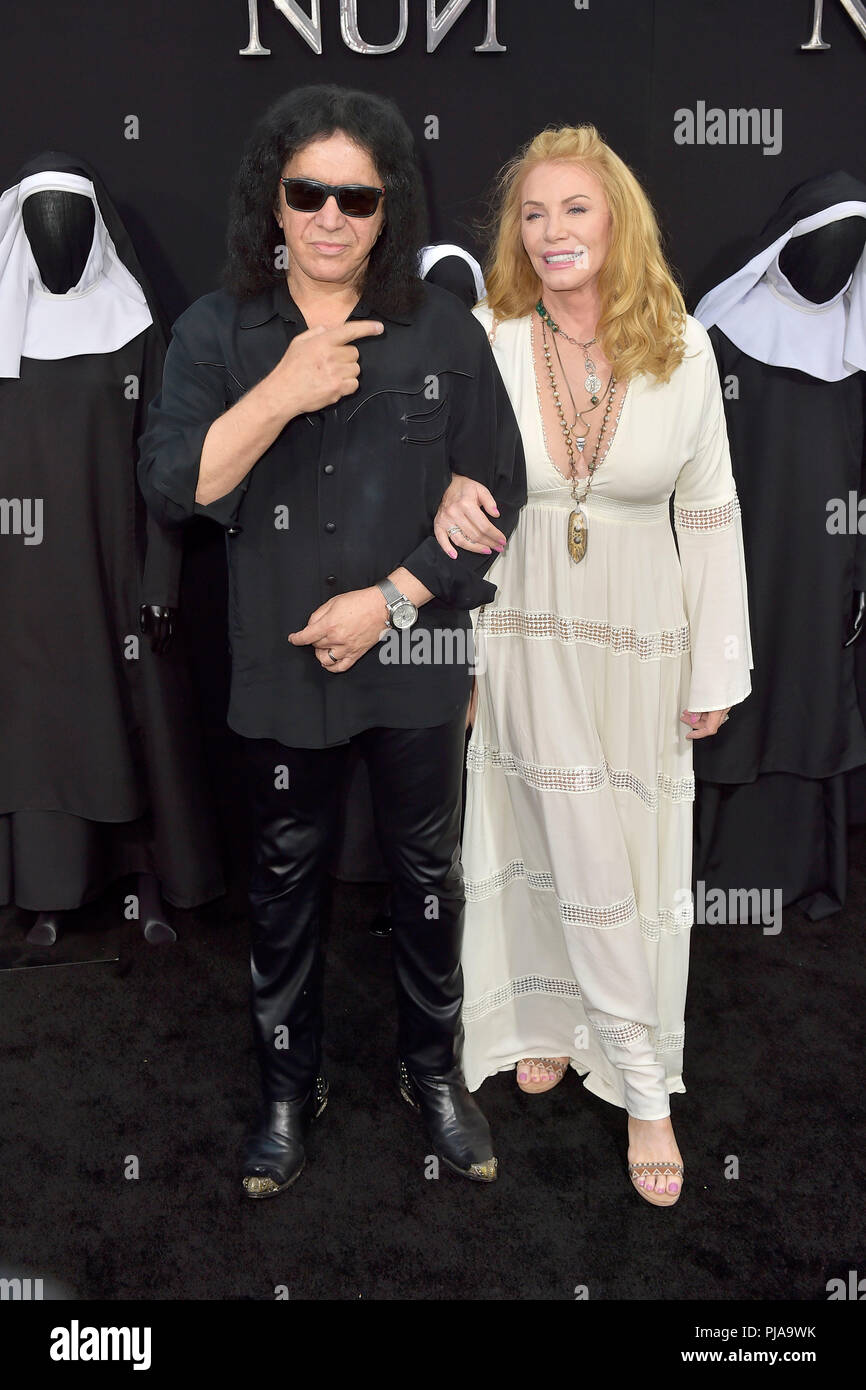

{"left": 241, "top": 1076, "right": 329, "bottom": 1199}
{"left": 369, "top": 893, "right": 392, "bottom": 938}
{"left": 398, "top": 1059, "right": 498, "bottom": 1182}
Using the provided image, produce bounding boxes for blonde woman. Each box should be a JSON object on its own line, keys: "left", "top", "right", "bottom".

{"left": 434, "top": 126, "right": 753, "bottom": 1206}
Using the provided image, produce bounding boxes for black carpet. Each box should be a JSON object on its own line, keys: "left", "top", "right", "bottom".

{"left": 1, "top": 800, "right": 864, "bottom": 1303}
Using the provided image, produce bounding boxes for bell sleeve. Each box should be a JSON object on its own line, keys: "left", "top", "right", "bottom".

{"left": 673, "top": 325, "right": 754, "bottom": 713}
{"left": 136, "top": 300, "right": 251, "bottom": 532}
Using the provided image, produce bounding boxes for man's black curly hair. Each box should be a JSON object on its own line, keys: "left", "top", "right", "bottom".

{"left": 222, "top": 84, "right": 427, "bottom": 315}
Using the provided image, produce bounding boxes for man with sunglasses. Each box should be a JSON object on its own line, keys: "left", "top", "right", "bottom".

{"left": 138, "top": 86, "right": 526, "bottom": 1198}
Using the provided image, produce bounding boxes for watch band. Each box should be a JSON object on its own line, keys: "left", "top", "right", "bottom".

{"left": 377, "top": 578, "right": 405, "bottom": 608}
{"left": 376, "top": 577, "right": 417, "bottom": 629}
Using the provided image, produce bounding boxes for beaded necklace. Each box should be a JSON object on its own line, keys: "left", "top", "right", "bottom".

{"left": 537, "top": 304, "right": 616, "bottom": 564}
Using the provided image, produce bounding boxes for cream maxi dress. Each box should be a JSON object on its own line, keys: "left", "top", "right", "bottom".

{"left": 461, "top": 307, "right": 753, "bottom": 1116}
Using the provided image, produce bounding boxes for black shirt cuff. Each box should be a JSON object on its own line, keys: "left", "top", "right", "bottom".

{"left": 400, "top": 534, "right": 497, "bottom": 609}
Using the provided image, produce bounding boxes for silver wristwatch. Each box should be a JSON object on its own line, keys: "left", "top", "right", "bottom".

{"left": 377, "top": 577, "right": 418, "bottom": 630}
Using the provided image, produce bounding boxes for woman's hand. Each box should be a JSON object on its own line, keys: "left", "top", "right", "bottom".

{"left": 434, "top": 474, "right": 507, "bottom": 559}
{"left": 681, "top": 707, "right": 731, "bottom": 739}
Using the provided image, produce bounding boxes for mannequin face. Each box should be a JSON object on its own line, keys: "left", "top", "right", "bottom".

{"left": 274, "top": 131, "right": 385, "bottom": 294}
{"left": 520, "top": 160, "right": 612, "bottom": 296}
{"left": 22, "top": 189, "right": 95, "bottom": 294}
{"left": 778, "top": 215, "right": 866, "bottom": 304}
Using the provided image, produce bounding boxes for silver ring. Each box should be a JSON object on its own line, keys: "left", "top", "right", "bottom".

{"left": 328, "top": 648, "right": 338, "bottom": 664}
{"left": 447, "top": 525, "right": 462, "bottom": 537}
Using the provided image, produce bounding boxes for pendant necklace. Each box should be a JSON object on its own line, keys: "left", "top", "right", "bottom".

{"left": 536, "top": 298, "right": 603, "bottom": 395}
{"left": 550, "top": 326, "right": 602, "bottom": 454}
{"left": 538, "top": 305, "right": 616, "bottom": 563}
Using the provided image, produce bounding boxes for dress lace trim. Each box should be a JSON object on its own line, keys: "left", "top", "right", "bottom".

{"left": 461, "top": 972, "right": 687, "bottom": 1055}
{"left": 590, "top": 1019, "right": 649, "bottom": 1046}
{"left": 466, "top": 744, "right": 695, "bottom": 810}
{"left": 674, "top": 495, "right": 741, "bottom": 531}
{"left": 462, "top": 974, "right": 581, "bottom": 1022}
{"left": 560, "top": 894, "right": 638, "bottom": 929}
{"left": 641, "top": 905, "right": 695, "bottom": 938}
{"left": 655, "top": 1030, "right": 686, "bottom": 1053}
{"left": 476, "top": 607, "right": 691, "bottom": 660}
{"left": 463, "top": 857, "right": 694, "bottom": 936}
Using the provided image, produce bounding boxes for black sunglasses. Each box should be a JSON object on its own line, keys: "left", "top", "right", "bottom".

{"left": 280, "top": 177, "right": 385, "bottom": 219}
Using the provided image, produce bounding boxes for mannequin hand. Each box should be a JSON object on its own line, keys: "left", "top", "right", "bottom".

{"left": 434, "top": 474, "right": 507, "bottom": 557}
{"left": 289, "top": 587, "right": 389, "bottom": 673}
{"left": 843, "top": 590, "right": 865, "bottom": 648}
{"left": 681, "top": 707, "right": 731, "bottom": 739}
{"left": 139, "top": 604, "right": 175, "bottom": 654}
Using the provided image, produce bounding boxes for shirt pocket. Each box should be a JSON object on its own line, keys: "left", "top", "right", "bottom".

{"left": 192, "top": 359, "right": 248, "bottom": 410}
{"left": 346, "top": 372, "right": 465, "bottom": 445}
{"left": 402, "top": 393, "right": 449, "bottom": 445}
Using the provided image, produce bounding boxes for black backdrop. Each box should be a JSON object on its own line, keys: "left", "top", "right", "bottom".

{"left": 5, "top": 2, "right": 865, "bottom": 315}
{"left": 4, "top": 8, "right": 866, "bottom": 1324}
{"left": 4, "top": 0, "right": 866, "bottom": 854}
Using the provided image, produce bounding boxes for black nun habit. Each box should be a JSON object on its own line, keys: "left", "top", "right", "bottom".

{"left": 0, "top": 151, "right": 224, "bottom": 918}
{"left": 693, "top": 170, "right": 866, "bottom": 920}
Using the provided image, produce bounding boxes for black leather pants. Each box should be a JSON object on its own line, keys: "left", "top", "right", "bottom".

{"left": 243, "top": 707, "right": 468, "bottom": 1101}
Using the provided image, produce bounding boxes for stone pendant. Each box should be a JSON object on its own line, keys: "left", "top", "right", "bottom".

{"left": 567, "top": 506, "right": 588, "bottom": 563}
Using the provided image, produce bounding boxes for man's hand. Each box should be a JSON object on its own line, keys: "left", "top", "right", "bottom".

{"left": 681, "top": 707, "right": 731, "bottom": 739}
{"left": 289, "top": 587, "right": 390, "bottom": 672}
{"left": 195, "top": 318, "right": 385, "bottom": 508}
{"left": 276, "top": 320, "right": 384, "bottom": 416}
{"left": 434, "top": 474, "right": 507, "bottom": 558}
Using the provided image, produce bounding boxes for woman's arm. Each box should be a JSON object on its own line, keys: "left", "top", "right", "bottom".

{"left": 433, "top": 474, "right": 509, "bottom": 559}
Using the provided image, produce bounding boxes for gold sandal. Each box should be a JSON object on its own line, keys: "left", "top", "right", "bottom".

{"left": 627, "top": 1159, "right": 684, "bottom": 1207}
{"left": 516, "top": 1057, "right": 569, "bottom": 1094}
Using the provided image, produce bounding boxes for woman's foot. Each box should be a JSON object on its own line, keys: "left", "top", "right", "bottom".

{"left": 627, "top": 1113, "right": 684, "bottom": 1206}
{"left": 516, "top": 1057, "right": 569, "bottom": 1094}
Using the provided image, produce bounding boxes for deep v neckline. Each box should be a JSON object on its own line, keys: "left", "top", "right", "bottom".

{"left": 526, "top": 314, "right": 630, "bottom": 486}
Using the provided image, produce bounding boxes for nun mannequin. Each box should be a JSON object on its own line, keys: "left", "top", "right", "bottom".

{"left": 418, "top": 242, "right": 486, "bottom": 307}
{"left": 693, "top": 171, "right": 866, "bottom": 919}
{"left": 0, "top": 152, "right": 224, "bottom": 945}
{"left": 328, "top": 243, "right": 488, "bottom": 934}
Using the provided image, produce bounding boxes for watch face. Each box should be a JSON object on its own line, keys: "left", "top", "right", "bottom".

{"left": 392, "top": 601, "right": 417, "bottom": 630}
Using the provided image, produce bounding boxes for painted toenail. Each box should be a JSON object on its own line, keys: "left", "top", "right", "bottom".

{"left": 669, "top": 1182, "right": 679, "bottom": 1192}
{"left": 518, "top": 1071, "right": 527, "bottom": 1081}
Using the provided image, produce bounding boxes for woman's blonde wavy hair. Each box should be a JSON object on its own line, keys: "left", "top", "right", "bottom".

{"left": 482, "top": 124, "right": 687, "bottom": 383}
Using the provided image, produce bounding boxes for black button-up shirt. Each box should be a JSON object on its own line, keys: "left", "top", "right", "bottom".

{"left": 137, "top": 276, "right": 527, "bottom": 748}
